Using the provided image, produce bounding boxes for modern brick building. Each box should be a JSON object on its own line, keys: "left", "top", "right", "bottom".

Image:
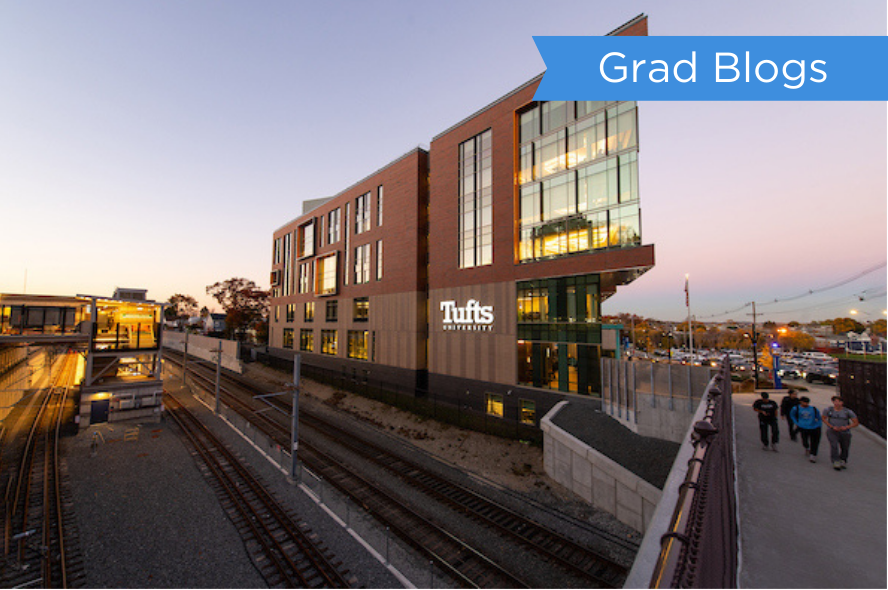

{"left": 269, "top": 14, "right": 654, "bottom": 426}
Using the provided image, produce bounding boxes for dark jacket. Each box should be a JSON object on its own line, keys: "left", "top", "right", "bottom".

{"left": 780, "top": 395, "right": 801, "bottom": 418}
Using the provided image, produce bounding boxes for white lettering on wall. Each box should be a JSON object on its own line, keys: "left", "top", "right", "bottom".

{"left": 440, "top": 299, "right": 494, "bottom": 331}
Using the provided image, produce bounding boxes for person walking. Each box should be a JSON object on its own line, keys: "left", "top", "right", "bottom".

{"left": 780, "top": 389, "right": 801, "bottom": 442}
{"left": 753, "top": 391, "right": 780, "bottom": 451}
{"left": 822, "top": 396, "right": 859, "bottom": 470}
{"left": 790, "top": 396, "right": 821, "bottom": 463}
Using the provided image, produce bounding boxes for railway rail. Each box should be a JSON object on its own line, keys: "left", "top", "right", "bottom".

{"left": 1, "top": 351, "right": 84, "bottom": 588}
{"left": 163, "top": 391, "right": 352, "bottom": 588}
{"left": 165, "top": 349, "right": 632, "bottom": 588}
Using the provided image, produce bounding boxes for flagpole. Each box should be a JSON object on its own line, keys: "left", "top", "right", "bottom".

{"left": 686, "top": 274, "right": 693, "bottom": 359}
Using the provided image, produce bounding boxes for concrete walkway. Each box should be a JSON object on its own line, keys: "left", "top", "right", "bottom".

{"left": 735, "top": 383, "right": 886, "bottom": 589}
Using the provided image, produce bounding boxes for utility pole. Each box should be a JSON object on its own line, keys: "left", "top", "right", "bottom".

{"left": 751, "top": 302, "right": 759, "bottom": 389}
{"left": 214, "top": 341, "right": 222, "bottom": 415}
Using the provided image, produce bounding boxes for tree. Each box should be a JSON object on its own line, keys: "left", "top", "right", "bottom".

{"left": 164, "top": 294, "right": 198, "bottom": 322}
{"left": 777, "top": 330, "right": 815, "bottom": 352}
{"left": 874, "top": 319, "right": 887, "bottom": 338}
{"left": 206, "top": 278, "right": 269, "bottom": 340}
{"left": 831, "top": 317, "right": 865, "bottom": 335}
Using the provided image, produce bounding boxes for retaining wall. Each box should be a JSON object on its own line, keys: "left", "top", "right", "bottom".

{"left": 541, "top": 401, "right": 661, "bottom": 533}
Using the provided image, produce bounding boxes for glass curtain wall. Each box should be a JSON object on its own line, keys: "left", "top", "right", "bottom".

{"left": 518, "top": 101, "right": 641, "bottom": 263}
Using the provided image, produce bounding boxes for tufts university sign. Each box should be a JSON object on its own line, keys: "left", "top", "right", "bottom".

{"left": 440, "top": 300, "right": 494, "bottom": 331}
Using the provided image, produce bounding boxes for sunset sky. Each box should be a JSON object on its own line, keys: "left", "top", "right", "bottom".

{"left": 1, "top": 1, "right": 885, "bottom": 323}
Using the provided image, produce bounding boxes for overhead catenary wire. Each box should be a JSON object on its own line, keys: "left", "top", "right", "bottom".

{"left": 698, "top": 261, "right": 887, "bottom": 320}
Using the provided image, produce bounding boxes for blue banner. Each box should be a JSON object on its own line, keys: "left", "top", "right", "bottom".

{"left": 533, "top": 36, "right": 888, "bottom": 100}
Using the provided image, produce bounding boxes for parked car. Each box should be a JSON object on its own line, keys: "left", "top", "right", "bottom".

{"left": 803, "top": 363, "right": 838, "bottom": 385}
{"left": 778, "top": 367, "right": 802, "bottom": 380}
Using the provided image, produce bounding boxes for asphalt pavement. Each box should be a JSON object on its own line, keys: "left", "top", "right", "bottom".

{"left": 734, "top": 381, "right": 886, "bottom": 589}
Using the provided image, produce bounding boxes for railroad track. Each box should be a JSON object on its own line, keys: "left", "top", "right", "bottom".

{"left": 1, "top": 351, "right": 85, "bottom": 589}
{"left": 299, "top": 411, "right": 629, "bottom": 587}
{"left": 164, "top": 350, "right": 632, "bottom": 587}
{"left": 163, "top": 392, "right": 352, "bottom": 589}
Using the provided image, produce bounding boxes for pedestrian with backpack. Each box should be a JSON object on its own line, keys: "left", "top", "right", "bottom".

{"left": 790, "top": 397, "right": 821, "bottom": 463}
{"left": 823, "top": 396, "right": 859, "bottom": 470}
{"left": 780, "top": 389, "right": 801, "bottom": 442}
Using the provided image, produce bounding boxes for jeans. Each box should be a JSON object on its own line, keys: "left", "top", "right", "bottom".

{"left": 785, "top": 416, "right": 799, "bottom": 441}
{"left": 799, "top": 427, "right": 821, "bottom": 456}
{"left": 827, "top": 429, "right": 852, "bottom": 463}
{"left": 759, "top": 418, "right": 779, "bottom": 446}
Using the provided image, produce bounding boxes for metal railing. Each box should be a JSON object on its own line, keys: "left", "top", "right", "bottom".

{"left": 838, "top": 359, "right": 886, "bottom": 438}
{"left": 252, "top": 351, "right": 543, "bottom": 445}
{"left": 649, "top": 357, "right": 738, "bottom": 588}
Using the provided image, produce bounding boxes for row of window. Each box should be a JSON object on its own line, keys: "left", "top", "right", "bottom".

{"left": 484, "top": 393, "right": 536, "bottom": 425}
{"left": 518, "top": 204, "right": 641, "bottom": 262}
{"left": 275, "top": 297, "right": 369, "bottom": 324}
{"left": 272, "top": 185, "right": 384, "bottom": 294}
{"left": 282, "top": 328, "right": 371, "bottom": 360}
{"left": 519, "top": 100, "right": 635, "bottom": 145}
{"left": 289, "top": 240, "right": 383, "bottom": 297}
{"left": 519, "top": 152, "right": 638, "bottom": 226}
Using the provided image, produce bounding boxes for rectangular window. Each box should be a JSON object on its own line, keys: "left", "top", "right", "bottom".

{"left": 298, "top": 262, "right": 313, "bottom": 294}
{"left": 606, "top": 102, "right": 637, "bottom": 153}
{"left": 282, "top": 232, "right": 292, "bottom": 296}
{"left": 520, "top": 399, "right": 536, "bottom": 425}
{"left": 282, "top": 328, "right": 294, "bottom": 349}
{"left": 344, "top": 202, "right": 350, "bottom": 285}
{"left": 325, "top": 300, "right": 338, "bottom": 322}
{"left": 542, "top": 100, "right": 572, "bottom": 134}
{"left": 519, "top": 106, "right": 540, "bottom": 143}
{"left": 538, "top": 130, "right": 567, "bottom": 179}
{"left": 354, "top": 243, "right": 370, "bottom": 284}
{"left": 315, "top": 253, "right": 337, "bottom": 295}
{"left": 286, "top": 304, "right": 295, "bottom": 323}
{"left": 377, "top": 185, "right": 383, "bottom": 226}
{"left": 297, "top": 220, "right": 315, "bottom": 259}
{"left": 459, "top": 129, "right": 493, "bottom": 269}
{"left": 376, "top": 240, "right": 383, "bottom": 280}
{"left": 356, "top": 192, "right": 371, "bottom": 234}
{"left": 353, "top": 297, "right": 369, "bottom": 322}
{"left": 319, "top": 215, "right": 325, "bottom": 247}
{"left": 327, "top": 208, "right": 341, "bottom": 244}
{"left": 273, "top": 237, "right": 281, "bottom": 265}
{"left": 347, "top": 330, "right": 369, "bottom": 360}
{"left": 300, "top": 329, "right": 314, "bottom": 352}
{"left": 274, "top": 305, "right": 280, "bottom": 322}
{"left": 304, "top": 301, "right": 314, "bottom": 322}
{"left": 568, "top": 112, "right": 606, "bottom": 168}
{"left": 321, "top": 330, "right": 337, "bottom": 355}
{"left": 485, "top": 393, "right": 504, "bottom": 418}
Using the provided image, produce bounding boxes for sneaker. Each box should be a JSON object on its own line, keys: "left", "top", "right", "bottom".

{"left": 763, "top": 445, "right": 769, "bottom": 451}
{"left": 809, "top": 456, "right": 817, "bottom": 463}
{"left": 840, "top": 460, "right": 847, "bottom": 469}
{"left": 771, "top": 444, "right": 779, "bottom": 452}
{"left": 804, "top": 448, "right": 810, "bottom": 457}
{"left": 833, "top": 461, "right": 842, "bottom": 470}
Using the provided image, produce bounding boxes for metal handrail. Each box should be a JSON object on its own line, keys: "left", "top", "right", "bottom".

{"left": 649, "top": 357, "right": 737, "bottom": 588}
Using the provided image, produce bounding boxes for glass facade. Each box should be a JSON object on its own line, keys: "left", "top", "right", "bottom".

{"left": 516, "top": 274, "right": 602, "bottom": 395}
{"left": 517, "top": 101, "right": 641, "bottom": 263}
{"left": 325, "top": 300, "right": 338, "bottom": 322}
{"left": 321, "top": 330, "right": 337, "bottom": 355}
{"left": 316, "top": 253, "right": 337, "bottom": 295}
{"left": 459, "top": 129, "right": 493, "bottom": 269}
{"left": 354, "top": 243, "right": 370, "bottom": 284}
{"left": 300, "top": 329, "right": 314, "bottom": 352}
{"left": 347, "top": 330, "right": 369, "bottom": 360}
{"left": 356, "top": 192, "right": 371, "bottom": 234}
{"left": 353, "top": 297, "right": 369, "bottom": 322}
{"left": 327, "top": 208, "right": 340, "bottom": 244}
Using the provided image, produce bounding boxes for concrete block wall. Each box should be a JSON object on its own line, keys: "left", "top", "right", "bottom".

{"left": 163, "top": 332, "right": 242, "bottom": 373}
{"left": 542, "top": 401, "right": 661, "bottom": 533}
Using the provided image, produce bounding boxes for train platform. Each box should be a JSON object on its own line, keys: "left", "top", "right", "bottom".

{"left": 734, "top": 383, "right": 886, "bottom": 589}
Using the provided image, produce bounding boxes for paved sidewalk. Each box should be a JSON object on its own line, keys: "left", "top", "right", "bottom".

{"left": 735, "top": 384, "right": 886, "bottom": 589}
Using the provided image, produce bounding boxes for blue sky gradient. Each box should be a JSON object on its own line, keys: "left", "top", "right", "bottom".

{"left": 1, "top": 1, "right": 885, "bottom": 322}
